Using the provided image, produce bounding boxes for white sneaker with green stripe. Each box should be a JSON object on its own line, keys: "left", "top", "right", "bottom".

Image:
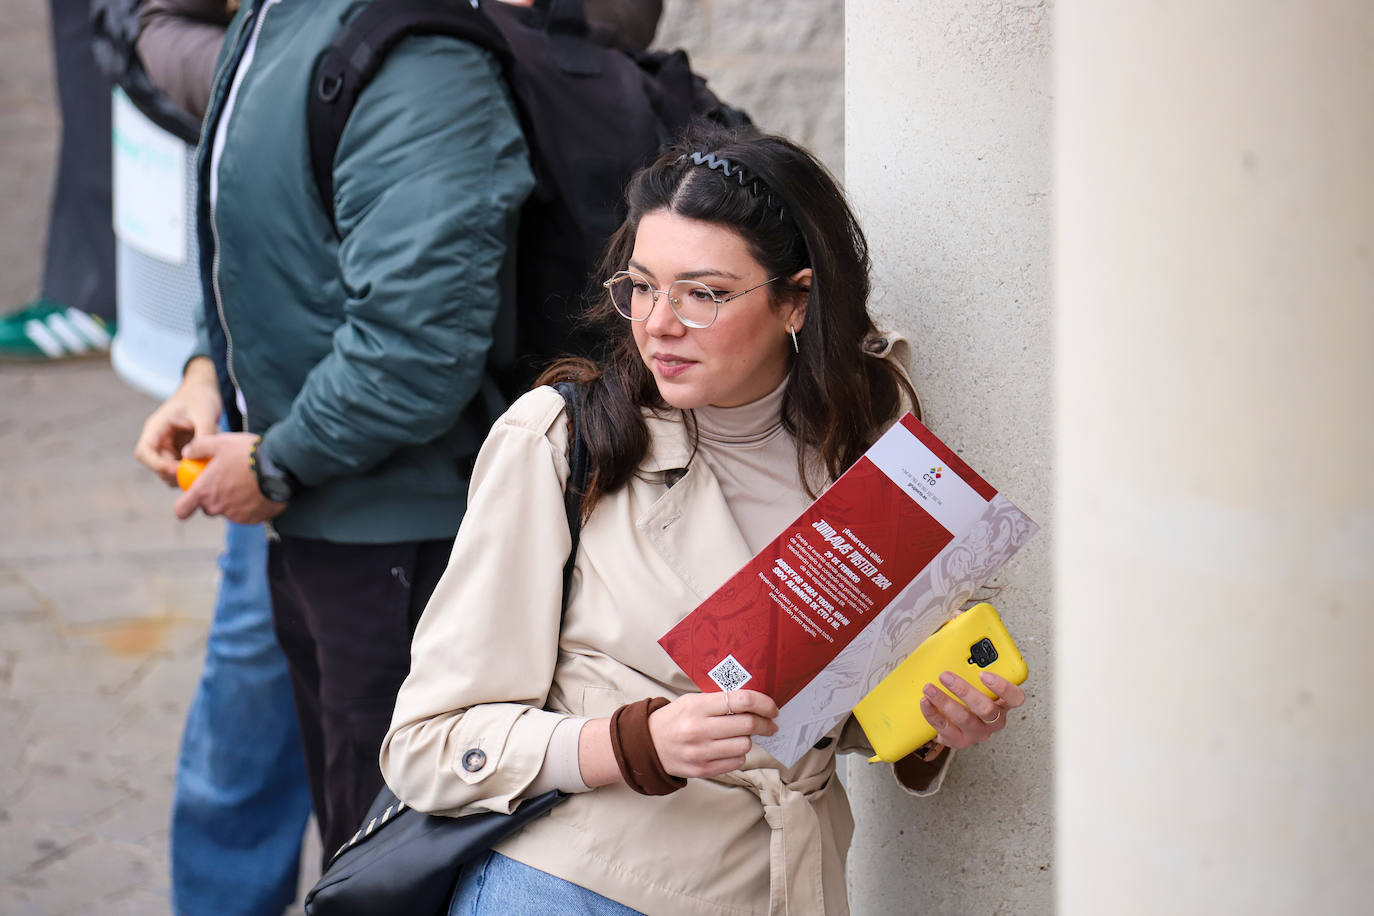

{"left": 0, "top": 299, "right": 115, "bottom": 360}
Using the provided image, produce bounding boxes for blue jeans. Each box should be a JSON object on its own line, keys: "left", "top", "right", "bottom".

{"left": 450, "top": 852, "right": 643, "bottom": 915}
{"left": 170, "top": 519, "right": 313, "bottom": 916}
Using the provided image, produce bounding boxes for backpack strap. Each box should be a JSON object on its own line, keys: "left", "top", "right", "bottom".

{"left": 553, "top": 380, "right": 588, "bottom": 605}
{"left": 306, "top": 0, "right": 511, "bottom": 221}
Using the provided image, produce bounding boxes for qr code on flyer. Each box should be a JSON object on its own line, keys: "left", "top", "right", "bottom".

{"left": 708, "top": 654, "right": 752, "bottom": 692}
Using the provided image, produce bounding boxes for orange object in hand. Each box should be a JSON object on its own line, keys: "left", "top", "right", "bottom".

{"left": 177, "top": 458, "right": 208, "bottom": 490}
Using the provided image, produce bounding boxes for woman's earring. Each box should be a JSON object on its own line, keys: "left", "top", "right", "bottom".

{"left": 788, "top": 326, "right": 799, "bottom": 354}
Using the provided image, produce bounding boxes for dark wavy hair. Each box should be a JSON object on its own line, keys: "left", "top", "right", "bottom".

{"left": 537, "top": 125, "right": 918, "bottom": 518}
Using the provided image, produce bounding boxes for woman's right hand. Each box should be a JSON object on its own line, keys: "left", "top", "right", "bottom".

{"left": 648, "top": 690, "right": 780, "bottom": 779}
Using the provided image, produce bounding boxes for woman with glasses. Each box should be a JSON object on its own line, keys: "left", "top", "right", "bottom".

{"left": 381, "top": 127, "right": 1025, "bottom": 915}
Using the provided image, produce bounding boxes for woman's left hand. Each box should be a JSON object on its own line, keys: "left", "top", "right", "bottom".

{"left": 920, "top": 670, "right": 1025, "bottom": 750}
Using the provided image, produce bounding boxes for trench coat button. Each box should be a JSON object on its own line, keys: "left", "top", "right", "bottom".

{"left": 461, "top": 748, "right": 487, "bottom": 772}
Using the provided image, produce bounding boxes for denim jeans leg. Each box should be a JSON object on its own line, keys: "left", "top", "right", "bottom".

{"left": 170, "top": 519, "right": 314, "bottom": 916}
{"left": 450, "top": 851, "right": 644, "bottom": 916}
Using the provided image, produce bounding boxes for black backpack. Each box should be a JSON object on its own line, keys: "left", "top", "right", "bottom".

{"left": 306, "top": 0, "right": 750, "bottom": 399}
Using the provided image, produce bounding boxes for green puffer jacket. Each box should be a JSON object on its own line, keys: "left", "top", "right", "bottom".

{"left": 192, "top": 0, "right": 534, "bottom": 543}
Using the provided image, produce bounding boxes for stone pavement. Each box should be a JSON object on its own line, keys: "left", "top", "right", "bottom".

{"left": 0, "top": 364, "right": 323, "bottom": 916}
{"left": 0, "top": 369, "right": 324, "bottom": 916}
{"left": 0, "top": 358, "right": 231, "bottom": 915}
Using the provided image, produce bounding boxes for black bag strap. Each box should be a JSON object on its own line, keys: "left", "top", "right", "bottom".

{"left": 306, "top": 0, "right": 511, "bottom": 216}
{"left": 553, "top": 380, "right": 588, "bottom": 605}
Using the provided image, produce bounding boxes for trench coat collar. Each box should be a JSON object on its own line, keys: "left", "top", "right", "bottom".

{"left": 639, "top": 407, "right": 695, "bottom": 472}
{"left": 636, "top": 408, "right": 754, "bottom": 602}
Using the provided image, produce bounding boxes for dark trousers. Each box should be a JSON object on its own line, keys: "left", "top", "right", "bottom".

{"left": 43, "top": 0, "right": 115, "bottom": 320}
{"left": 268, "top": 533, "right": 454, "bottom": 862}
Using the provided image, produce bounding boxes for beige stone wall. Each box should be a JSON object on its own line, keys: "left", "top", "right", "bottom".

{"left": 654, "top": 0, "right": 845, "bottom": 172}
{"left": 845, "top": 1, "right": 1054, "bottom": 913}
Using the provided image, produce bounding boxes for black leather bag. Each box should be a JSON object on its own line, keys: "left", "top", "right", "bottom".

{"left": 304, "top": 381, "right": 590, "bottom": 916}
{"left": 304, "top": 786, "right": 565, "bottom": 915}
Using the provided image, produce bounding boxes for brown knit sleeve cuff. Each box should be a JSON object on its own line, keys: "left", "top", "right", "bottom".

{"left": 608, "top": 697, "right": 686, "bottom": 796}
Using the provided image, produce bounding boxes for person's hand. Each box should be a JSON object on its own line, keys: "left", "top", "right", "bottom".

{"left": 172, "top": 432, "right": 286, "bottom": 525}
{"left": 648, "top": 689, "right": 779, "bottom": 779}
{"left": 134, "top": 356, "right": 222, "bottom": 486}
{"left": 919, "top": 670, "right": 1025, "bottom": 751}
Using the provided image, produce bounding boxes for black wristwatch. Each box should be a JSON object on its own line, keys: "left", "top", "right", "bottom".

{"left": 250, "top": 437, "right": 299, "bottom": 503}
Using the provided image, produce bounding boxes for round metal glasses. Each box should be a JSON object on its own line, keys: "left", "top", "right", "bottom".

{"left": 602, "top": 271, "right": 780, "bottom": 329}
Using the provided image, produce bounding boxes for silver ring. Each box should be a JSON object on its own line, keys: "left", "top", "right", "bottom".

{"left": 723, "top": 690, "right": 733, "bottom": 715}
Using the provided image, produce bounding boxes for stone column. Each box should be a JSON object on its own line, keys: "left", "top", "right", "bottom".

{"left": 845, "top": 2, "right": 1053, "bottom": 913}
{"left": 1056, "top": 3, "right": 1374, "bottom": 913}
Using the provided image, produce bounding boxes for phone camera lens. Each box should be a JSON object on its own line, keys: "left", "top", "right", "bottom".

{"left": 969, "top": 638, "right": 999, "bottom": 668}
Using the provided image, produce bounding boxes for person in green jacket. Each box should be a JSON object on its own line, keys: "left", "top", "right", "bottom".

{"left": 134, "top": 0, "right": 534, "bottom": 861}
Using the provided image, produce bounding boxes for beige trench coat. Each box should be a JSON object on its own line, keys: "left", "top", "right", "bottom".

{"left": 382, "top": 361, "right": 926, "bottom": 916}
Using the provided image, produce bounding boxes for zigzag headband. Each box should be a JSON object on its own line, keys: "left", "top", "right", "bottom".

{"left": 678, "top": 151, "right": 790, "bottom": 225}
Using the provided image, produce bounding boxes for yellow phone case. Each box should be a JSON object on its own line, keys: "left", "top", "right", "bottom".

{"left": 853, "top": 602, "right": 1028, "bottom": 763}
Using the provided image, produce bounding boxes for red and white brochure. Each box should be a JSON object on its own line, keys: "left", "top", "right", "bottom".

{"left": 658, "top": 413, "right": 1038, "bottom": 766}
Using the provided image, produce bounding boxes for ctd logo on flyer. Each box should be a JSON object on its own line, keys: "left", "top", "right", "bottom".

{"left": 922, "top": 466, "right": 944, "bottom": 486}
